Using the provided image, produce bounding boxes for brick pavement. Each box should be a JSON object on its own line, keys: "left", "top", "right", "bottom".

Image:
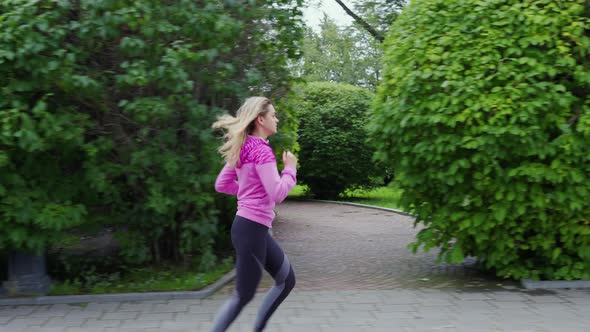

{"left": 0, "top": 201, "right": 589, "bottom": 332}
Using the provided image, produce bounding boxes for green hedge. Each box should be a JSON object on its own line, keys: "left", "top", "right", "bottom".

{"left": 290, "top": 82, "right": 377, "bottom": 199}
{"left": 0, "top": 0, "right": 303, "bottom": 268}
{"left": 369, "top": 0, "right": 590, "bottom": 280}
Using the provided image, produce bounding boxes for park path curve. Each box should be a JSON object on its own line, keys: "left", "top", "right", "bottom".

{"left": 256, "top": 200, "right": 505, "bottom": 291}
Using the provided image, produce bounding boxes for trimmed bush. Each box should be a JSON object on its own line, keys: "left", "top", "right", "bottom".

{"left": 369, "top": 0, "right": 590, "bottom": 280}
{"left": 292, "top": 82, "right": 376, "bottom": 199}
{"left": 0, "top": 0, "right": 303, "bottom": 266}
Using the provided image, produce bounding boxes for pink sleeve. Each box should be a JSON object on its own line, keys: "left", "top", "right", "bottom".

{"left": 256, "top": 163, "right": 297, "bottom": 204}
{"left": 214, "top": 163, "right": 239, "bottom": 195}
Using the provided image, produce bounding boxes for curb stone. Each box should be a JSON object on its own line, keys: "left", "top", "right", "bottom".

{"left": 0, "top": 269, "right": 236, "bottom": 306}
{"left": 288, "top": 197, "right": 415, "bottom": 217}
{"left": 522, "top": 278, "right": 590, "bottom": 289}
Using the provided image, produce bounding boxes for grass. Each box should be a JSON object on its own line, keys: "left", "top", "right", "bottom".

{"left": 342, "top": 186, "right": 405, "bottom": 210}
{"left": 288, "top": 184, "right": 308, "bottom": 197}
{"left": 289, "top": 183, "right": 406, "bottom": 211}
{"left": 48, "top": 258, "right": 233, "bottom": 295}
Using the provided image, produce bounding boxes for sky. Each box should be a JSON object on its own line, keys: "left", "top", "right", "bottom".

{"left": 301, "top": 0, "right": 353, "bottom": 31}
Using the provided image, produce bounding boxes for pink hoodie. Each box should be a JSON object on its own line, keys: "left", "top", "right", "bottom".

{"left": 214, "top": 135, "right": 297, "bottom": 228}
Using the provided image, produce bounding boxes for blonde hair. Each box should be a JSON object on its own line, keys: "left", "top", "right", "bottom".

{"left": 212, "top": 97, "right": 272, "bottom": 166}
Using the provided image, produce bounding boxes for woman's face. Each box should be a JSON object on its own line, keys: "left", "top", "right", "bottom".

{"left": 258, "top": 104, "right": 279, "bottom": 136}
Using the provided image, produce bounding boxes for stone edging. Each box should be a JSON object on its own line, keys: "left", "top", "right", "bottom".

{"left": 0, "top": 269, "right": 236, "bottom": 306}
{"left": 288, "top": 197, "right": 415, "bottom": 217}
{"left": 521, "top": 279, "right": 590, "bottom": 290}
{"left": 290, "top": 197, "right": 590, "bottom": 290}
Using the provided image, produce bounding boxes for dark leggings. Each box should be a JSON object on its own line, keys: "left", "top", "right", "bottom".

{"left": 210, "top": 215, "right": 296, "bottom": 332}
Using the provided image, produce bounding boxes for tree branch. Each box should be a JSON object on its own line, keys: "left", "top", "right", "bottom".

{"left": 333, "top": 0, "right": 384, "bottom": 43}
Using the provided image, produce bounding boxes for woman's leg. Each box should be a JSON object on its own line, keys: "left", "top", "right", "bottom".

{"left": 253, "top": 233, "right": 296, "bottom": 332}
{"left": 209, "top": 216, "right": 268, "bottom": 332}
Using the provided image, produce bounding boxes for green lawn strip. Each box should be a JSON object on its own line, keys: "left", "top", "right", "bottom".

{"left": 288, "top": 184, "right": 308, "bottom": 197}
{"left": 48, "top": 259, "right": 233, "bottom": 295}
{"left": 289, "top": 184, "right": 404, "bottom": 211}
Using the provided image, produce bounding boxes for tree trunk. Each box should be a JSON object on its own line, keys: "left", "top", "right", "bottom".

{"left": 333, "top": 0, "right": 384, "bottom": 43}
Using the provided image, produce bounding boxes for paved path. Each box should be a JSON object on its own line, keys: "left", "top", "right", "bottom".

{"left": 1, "top": 201, "right": 589, "bottom": 332}
{"left": 268, "top": 201, "right": 504, "bottom": 290}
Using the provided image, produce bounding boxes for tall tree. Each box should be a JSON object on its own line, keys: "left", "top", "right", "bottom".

{"left": 352, "top": 0, "right": 407, "bottom": 34}
{"left": 0, "top": 0, "right": 304, "bottom": 266}
{"left": 333, "top": 0, "right": 407, "bottom": 43}
{"left": 293, "top": 15, "right": 382, "bottom": 90}
{"left": 333, "top": 0, "right": 384, "bottom": 42}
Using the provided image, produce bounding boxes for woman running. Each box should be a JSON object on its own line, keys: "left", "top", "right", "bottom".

{"left": 210, "top": 97, "right": 297, "bottom": 332}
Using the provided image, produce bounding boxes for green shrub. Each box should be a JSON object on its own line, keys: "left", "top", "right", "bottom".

{"left": 0, "top": 0, "right": 303, "bottom": 265}
{"left": 369, "top": 0, "right": 590, "bottom": 280}
{"left": 291, "top": 82, "right": 377, "bottom": 199}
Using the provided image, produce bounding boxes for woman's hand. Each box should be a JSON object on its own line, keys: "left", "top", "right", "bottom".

{"left": 283, "top": 151, "right": 297, "bottom": 168}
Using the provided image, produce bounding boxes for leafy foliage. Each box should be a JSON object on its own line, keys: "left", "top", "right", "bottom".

{"left": 291, "top": 82, "right": 376, "bottom": 199}
{"left": 0, "top": 0, "right": 304, "bottom": 266}
{"left": 293, "top": 17, "right": 382, "bottom": 90}
{"left": 369, "top": 0, "right": 590, "bottom": 280}
{"left": 294, "top": 0, "right": 409, "bottom": 89}
{"left": 352, "top": 0, "right": 407, "bottom": 37}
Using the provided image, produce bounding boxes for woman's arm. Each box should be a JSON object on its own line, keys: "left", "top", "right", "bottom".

{"left": 256, "top": 163, "right": 297, "bottom": 203}
{"left": 214, "top": 164, "right": 239, "bottom": 195}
